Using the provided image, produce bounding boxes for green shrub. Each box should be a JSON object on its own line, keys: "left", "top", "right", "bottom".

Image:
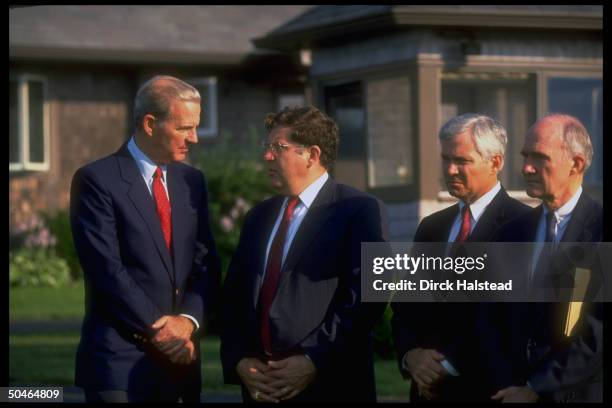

{"left": 9, "top": 248, "right": 71, "bottom": 288}
{"left": 42, "top": 210, "right": 82, "bottom": 280}
{"left": 373, "top": 305, "right": 396, "bottom": 360}
{"left": 191, "top": 128, "right": 274, "bottom": 274}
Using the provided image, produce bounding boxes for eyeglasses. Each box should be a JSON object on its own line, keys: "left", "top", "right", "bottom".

{"left": 260, "top": 141, "right": 306, "bottom": 155}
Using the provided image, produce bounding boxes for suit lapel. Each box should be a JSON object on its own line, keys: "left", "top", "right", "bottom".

{"left": 561, "top": 193, "right": 596, "bottom": 243}
{"left": 277, "top": 178, "right": 336, "bottom": 290}
{"left": 116, "top": 144, "right": 175, "bottom": 283}
{"left": 167, "top": 164, "right": 189, "bottom": 284}
{"left": 438, "top": 204, "right": 459, "bottom": 242}
{"left": 469, "top": 189, "right": 508, "bottom": 242}
{"left": 252, "top": 197, "right": 285, "bottom": 308}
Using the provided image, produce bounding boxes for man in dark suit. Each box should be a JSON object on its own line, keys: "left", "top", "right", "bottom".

{"left": 485, "top": 114, "right": 603, "bottom": 402}
{"left": 70, "top": 76, "right": 221, "bottom": 402}
{"left": 391, "top": 114, "right": 531, "bottom": 401}
{"left": 220, "top": 106, "right": 389, "bottom": 402}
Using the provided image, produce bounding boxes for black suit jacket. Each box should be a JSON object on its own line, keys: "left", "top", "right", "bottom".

{"left": 483, "top": 191, "right": 603, "bottom": 402}
{"left": 70, "top": 143, "right": 221, "bottom": 397}
{"left": 391, "top": 187, "right": 530, "bottom": 400}
{"left": 220, "top": 177, "right": 389, "bottom": 402}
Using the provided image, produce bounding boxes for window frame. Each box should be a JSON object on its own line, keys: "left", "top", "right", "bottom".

{"left": 315, "top": 63, "right": 420, "bottom": 203}
{"left": 9, "top": 74, "right": 50, "bottom": 172}
{"left": 436, "top": 64, "right": 602, "bottom": 200}
{"left": 188, "top": 77, "right": 218, "bottom": 138}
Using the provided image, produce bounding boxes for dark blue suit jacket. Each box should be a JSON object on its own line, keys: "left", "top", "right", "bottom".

{"left": 220, "top": 177, "right": 389, "bottom": 402}
{"left": 482, "top": 191, "right": 603, "bottom": 402}
{"left": 391, "top": 187, "right": 530, "bottom": 400}
{"left": 70, "top": 143, "right": 221, "bottom": 395}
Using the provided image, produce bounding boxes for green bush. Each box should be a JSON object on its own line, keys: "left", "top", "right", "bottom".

{"left": 9, "top": 248, "right": 71, "bottom": 288}
{"left": 42, "top": 210, "right": 82, "bottom": 280}
{"left": 373, "top": 305, "right": 396, "bottom": 360}
{"left": 191, "top": 128, "right": 274, "bottom": 274}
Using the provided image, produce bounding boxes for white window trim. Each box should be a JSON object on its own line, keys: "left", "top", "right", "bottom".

{"left": 9, "top": 74, "right": 50, "bottom": 172}
{"left": 188, "top": 77, "right": 218, "bottom": 138}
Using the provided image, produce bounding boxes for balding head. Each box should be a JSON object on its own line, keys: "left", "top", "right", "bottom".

{"left": 522, "top": 114, "right": 591, "bottom": 209}
{"left": 133, "top": 75, "right": 201, "bottom": 131}
{"left": 529, "top": 114, "right": 593, "bottom": 171}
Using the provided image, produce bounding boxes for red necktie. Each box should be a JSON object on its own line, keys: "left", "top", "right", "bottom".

{"left": 260, "top": 196, "right": 300, "bottom": 354}
{"left": 456, "top": 205, "right": 471, "bottom": 243}
{"left": 153, "top": 167, "right": 172, "bottom": 253}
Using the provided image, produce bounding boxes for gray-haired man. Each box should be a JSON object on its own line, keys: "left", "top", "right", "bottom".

{"left": 391, "top": 113, "right": 531, "bottom": 401}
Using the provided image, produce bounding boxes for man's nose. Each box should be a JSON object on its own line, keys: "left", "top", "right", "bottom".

{"left": 445, "top": 162, "right": 459, "bottom": 176}
{"left": 186, "top": 129, "right": 198, "bottom": 144}
{"left": 263, "top": 149, "right": 275, "bottom": 161}
{"left": 522, "top": 161, "right": 536, "bottom": 175}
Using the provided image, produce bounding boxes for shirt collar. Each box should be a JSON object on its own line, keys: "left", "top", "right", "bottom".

{"left": 127, "top": 136, "right": 167, "bottom": 182}
{"left": 458, "top": 181, "right": 501, "bottom": 222}
{"left": 544, "top": 186, "right": 583, "bottom": 222}
{"left": 297, "top": 172, "right": 329, "bottom": 209}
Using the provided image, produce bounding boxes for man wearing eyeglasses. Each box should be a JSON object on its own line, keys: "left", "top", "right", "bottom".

{"left": 220, "top": 106, "right": 389, "bottom": 402}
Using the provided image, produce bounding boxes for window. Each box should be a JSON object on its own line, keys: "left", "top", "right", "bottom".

{"left": 547, "top": 77, "right": 602, "bottom": 187}
{"left": 278, "top": 94, "right": 305, "bottom": 110}
{"left": 189, "top": 77, "right": 218, "bottom": 138}
{"left": 324, "top": 82, "right": 367, "bottom": 191}
{"left": 9, "top": 75, "right": 50, "bottom": 172}
{"left": 366, "top": 76, "right": 414, "bottom": 188}
{"left": 441, "top": 72, "right": 536, "bottom": 191}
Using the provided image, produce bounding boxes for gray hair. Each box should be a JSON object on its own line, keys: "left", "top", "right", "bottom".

{"left": 538, "top": 113, "right": 593, "bottom": 170}
{"left": 133, "top": 75, "right": 200, "bottom": 130}
{"left": 439, "top": 113, "right": 507, "bottom": 160}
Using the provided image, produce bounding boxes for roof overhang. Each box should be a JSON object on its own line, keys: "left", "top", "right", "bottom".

{"left": 255, "top": 6, "right": 602, "bottom": 51}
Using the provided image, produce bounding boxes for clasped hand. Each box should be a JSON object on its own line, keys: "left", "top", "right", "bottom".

{"left": 404, "top": 348, "right": 449, "bottom": 400}
{"left": 151, "top": 315, "right": 196, "bottom": 365}
{"left": 236, "top": 355, "right": 316, "bottom": 403}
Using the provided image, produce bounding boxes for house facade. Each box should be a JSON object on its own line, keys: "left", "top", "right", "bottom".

{"left": 10, "top": 6, "right": 603, "bottom": 242}
{"left": 9, "top": 5, "right": 311, "bottom": 230}
{"left": 256, "top": 5, "right": 603, "bottom": 240}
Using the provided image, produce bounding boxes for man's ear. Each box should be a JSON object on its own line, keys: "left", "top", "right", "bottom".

{"left": 570, "top": 155, "right": 586, "bottom": 175}
{"left": 490, "top": 154, "right": 504, "bottom": 174}
{"left": 306, "top": 145, "right": 322, "bottom": 167}
{"left": 142, "top": 114, "right": 156, "bottom": 137}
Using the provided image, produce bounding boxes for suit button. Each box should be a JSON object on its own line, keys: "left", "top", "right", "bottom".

{"left": 133, "top": 334, "right": 138, "bottom": 339}
{"left": 175, "top": 289, "right": 179, "bottom": 296}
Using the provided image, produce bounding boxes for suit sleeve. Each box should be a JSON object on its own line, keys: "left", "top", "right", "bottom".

{"left": 179, "top": 171, "right": 221, "bottom": 325}
{"left": 299, "top": 198, "right": 390, "bottom": 371}
{"left": 219, "top": 210, "right": 258, "bottom": 385}
{"left": 70, "top": 167, "right": 163, "bottom": 336}
{"left": 529, "top": 302, "right": 603, "bottom": 401}
{"left": 390, "top": 219, "right": 433, "bottom": 377}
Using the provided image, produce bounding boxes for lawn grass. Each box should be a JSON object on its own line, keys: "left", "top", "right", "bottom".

{"left": 9, "top": 282, "right": 85, "bottom": 321}
{"left": 9, "top": 284, "right": 409, "bottom": 399}
{"left": 9, "top": 333, "right": 408, "bottom": 399}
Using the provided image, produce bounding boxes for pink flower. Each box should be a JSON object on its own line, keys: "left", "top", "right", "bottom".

{"left": 220, "top": 216, "right": 234, "bottom": 233}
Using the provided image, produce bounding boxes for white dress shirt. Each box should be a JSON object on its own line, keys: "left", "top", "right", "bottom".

{"left": 262, "top": 172, "right": 329, "bottom": 280}
{"left": 127, "top": 136, "right": 200, "bottom": 331}
{"left": 447, "top": 181, "right": 501, "bottom": 242}
{"left": 530, "top": 186, "right": 583, "bottom": 280}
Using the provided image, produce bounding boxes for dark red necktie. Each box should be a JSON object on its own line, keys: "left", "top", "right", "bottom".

{"left": 456, "top": 205, "right": 471, "bottom": 242}
{"left": 153, "top": 167, "right": 172, "bottom": 253}
{"left": 260, "top": 196, "right": 300, "bottom": 354}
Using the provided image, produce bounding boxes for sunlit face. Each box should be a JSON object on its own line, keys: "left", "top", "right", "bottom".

{"left": 441, "top": 131, "right": 500, "bottom": 204}
{"left": 263, "top": 127, "right": 310, "bottom": 195}
{"left": 150, "top": 99, "right": 200, "bottom": 164}
{"left": 521, "top": 120, "right": 575, "bottom": 204}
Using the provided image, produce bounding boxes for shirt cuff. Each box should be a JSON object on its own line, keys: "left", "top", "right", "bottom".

{"left": 180, "top": 314, "right": 199, "bottom": 332}
{"left": 440, "top": 358, "right": 460, "bottom": 376}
